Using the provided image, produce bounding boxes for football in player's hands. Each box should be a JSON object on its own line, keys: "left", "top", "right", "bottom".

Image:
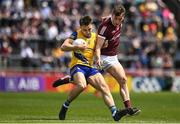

{"left": 73, "top": 38, "right": 87, "bottom": 52}
{"left": 73, "top": 38, "right": 87, "bottom": 46}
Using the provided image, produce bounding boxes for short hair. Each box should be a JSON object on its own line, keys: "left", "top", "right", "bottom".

{"left": 79, "top": 15, "right": 92, "bottom": 26}
{"left": 112, "top": 4, "right": 126, "bottom": 16}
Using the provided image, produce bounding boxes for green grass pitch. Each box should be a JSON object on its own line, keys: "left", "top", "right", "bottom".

{"left": 0, "top": 92, "right": 180, "bottom": 123}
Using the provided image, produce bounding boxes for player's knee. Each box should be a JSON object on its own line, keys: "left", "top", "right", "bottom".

{"left": 119, "top": 76, "right": 127, "bottom": 84}
{"left": 99, "top": 83, "right": 110, "bottom": 93}
{"left": 77, "top": 83, "right": 87, "bottom": 90}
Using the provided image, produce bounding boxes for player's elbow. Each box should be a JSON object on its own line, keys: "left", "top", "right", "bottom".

{"left": 95, "top": 48, "right": 99, "bottom": 52}
{"left": 60, "top": 45, "right": 65, "bottom": 51}
{"left": 120, "top": 77, "right": 127, "bottom": 84}
{"left": 60, "top": 44, "right": 68, "bottom": 51}
{"left": 95, "top": 44, "right": 101, "bottom": 50}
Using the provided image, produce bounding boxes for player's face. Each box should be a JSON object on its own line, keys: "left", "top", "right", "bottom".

{"left": 112, "top": 13, "right": 125, "bottom": 26}
{"left": 80, "top": 24, "right": 92, "bottom": 38}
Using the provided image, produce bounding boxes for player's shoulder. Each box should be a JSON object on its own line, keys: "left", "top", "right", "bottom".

{"left": 70, "top": 31, "right": 77, "bottom": 40}
{"left": 101, "top": 16, "right": 111, "bottom": 24}
{"left": 98, "top": 16, "right": 111, "bottom": 31}
{"left": 76, "top": 29, "right": 81, "bottom": 34}
{"left": 91, "top": 32, "right": 97, "bottom": 37}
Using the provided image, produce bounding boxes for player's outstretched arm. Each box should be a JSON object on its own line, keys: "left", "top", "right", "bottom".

{"left": 95, "top": 35, "right": 106, "bottom": 67}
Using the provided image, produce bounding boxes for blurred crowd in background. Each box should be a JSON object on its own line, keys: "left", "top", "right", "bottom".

{"left": 0, "top": 0, "right": 179, "bottom": 73}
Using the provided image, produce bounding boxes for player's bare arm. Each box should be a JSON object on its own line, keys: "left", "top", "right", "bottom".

{"left": 61, "top": 38, "right": 87, "bottom": 51}
{"left": 95, "top": 35, "right": 106, "bottom": 67}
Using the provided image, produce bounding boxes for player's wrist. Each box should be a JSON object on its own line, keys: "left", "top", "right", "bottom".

{"left": 73, "top": 45, "right": 81, "bottom": 50}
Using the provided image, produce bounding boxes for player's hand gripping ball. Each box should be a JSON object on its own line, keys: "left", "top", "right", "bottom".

{"left": 73, "top": 38, "right": 87, "bottom": 53}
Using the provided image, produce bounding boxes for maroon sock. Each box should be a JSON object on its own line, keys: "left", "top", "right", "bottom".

{"left": 123, "top": 100, "right": 132, "bottom": 108}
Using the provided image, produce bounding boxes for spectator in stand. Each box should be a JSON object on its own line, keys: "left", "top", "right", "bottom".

{"left": 0, "top": 36, "right": 12, "bottom": 67}
{"left": 20, "top": 41, "right": 34, "bottom": 68}
{"left": 46, "top": 21, "right": 58, "bottom": 40}
{"left": 41, "top": 48, "right": 54, "bottom": 71}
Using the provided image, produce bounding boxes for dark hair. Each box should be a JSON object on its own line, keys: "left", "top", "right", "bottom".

{"left": 79, "top": 15, "right": 92, "bottom": 26}
{"left": 112, "top": 4, "right": 126, "bottom": 16}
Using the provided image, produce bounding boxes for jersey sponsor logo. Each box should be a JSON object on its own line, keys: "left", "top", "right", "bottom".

{"left": 112, "top": 30, "right": 116, "bottom": 34}
{"left": 112, "top": 27, "right": 120, "bottom": 34}
{"left": 111, "top": 33, "right": 120, "bottom": 41}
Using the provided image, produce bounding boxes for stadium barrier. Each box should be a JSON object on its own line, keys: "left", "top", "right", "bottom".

{"left": 0, "top": 69, "right": 180, "bottom": 93}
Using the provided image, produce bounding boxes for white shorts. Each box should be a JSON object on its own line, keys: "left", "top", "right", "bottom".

{"left": 100, "top": 55, "right": 120, "bottom": 71}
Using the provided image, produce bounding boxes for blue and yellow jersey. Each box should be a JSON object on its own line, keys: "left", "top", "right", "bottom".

{"left": 69, "top": 29, "right": 96, "bottom": 69}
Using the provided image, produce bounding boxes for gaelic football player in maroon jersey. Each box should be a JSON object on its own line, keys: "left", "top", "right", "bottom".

{"left": 95, "top": 5, "right": 141, "bottom": 116}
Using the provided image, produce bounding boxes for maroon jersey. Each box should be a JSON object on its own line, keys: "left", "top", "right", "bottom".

{"left": 98, "top": 17, "right": 121, "bottom": 56}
